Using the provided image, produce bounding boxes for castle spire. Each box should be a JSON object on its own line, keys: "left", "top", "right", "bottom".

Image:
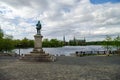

{"left": 63, "top": 35, "right": 66, "bottom": 46}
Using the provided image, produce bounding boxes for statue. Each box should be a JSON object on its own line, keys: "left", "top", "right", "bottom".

{"left": 36, "top": 21, "right": 41, "bottom": 35}
{"left": 20, "top": 20, "right": 56, "bottom": 62}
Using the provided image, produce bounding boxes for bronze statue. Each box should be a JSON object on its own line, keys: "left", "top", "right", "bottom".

{"left": 36, "top": 21, "right": 41, "bottom": 35}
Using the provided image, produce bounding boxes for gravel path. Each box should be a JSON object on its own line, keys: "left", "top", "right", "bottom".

{"left": 0, "top": 56, "right": 120, "bottom": 80}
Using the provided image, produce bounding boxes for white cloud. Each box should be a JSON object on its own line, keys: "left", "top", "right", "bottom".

{"left": 0, "top": 0, "right": 120, "bottom": 41}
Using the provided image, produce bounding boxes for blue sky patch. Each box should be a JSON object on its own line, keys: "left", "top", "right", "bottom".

{"left": 90, "top": 0, "right": 120, "bottom": 4}
{"left": 62, "top": 7, "right": 70, "bottom": 13}
{"left": 25, "top": 18, "right": 36, "bottom": 24}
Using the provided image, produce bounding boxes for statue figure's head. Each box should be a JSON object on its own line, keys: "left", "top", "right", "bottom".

{"left": 38, "top": 21, "right": 40, "bottom": 24}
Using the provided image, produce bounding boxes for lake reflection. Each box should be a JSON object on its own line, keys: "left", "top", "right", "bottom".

{"left": 14, "top": 45, "right": 106, "bottom": 56}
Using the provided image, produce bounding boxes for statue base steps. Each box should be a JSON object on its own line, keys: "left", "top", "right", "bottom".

{"left": 20, "top": 52, "right": 56, "bottom": 62}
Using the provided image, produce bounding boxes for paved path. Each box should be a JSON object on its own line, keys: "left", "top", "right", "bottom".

{"left": 0, "top": 56, "right": 120, "bottom": 80}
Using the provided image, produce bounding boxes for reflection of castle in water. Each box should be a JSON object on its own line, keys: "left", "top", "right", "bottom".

{"left": 63, "top": 36, "right": 86, "bottom": 46}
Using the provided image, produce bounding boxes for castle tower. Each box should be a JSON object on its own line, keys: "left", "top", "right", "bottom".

{"left": 63, "top": 35, "right": 66, "bottom": 46}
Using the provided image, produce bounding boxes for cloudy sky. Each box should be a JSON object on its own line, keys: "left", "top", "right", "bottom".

{"left": 0, "top": 0, "right": 120, "bottom": 41}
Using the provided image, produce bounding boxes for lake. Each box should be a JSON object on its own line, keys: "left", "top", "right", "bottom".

{"left": 13, "top": 45, "right": 108, "bottom": 56}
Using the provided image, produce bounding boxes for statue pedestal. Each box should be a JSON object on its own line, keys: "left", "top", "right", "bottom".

{"left": 31, "top": 35, "right": 44, "bottom": 53}
{"left": 20, "top": 34, "right": 56, "bottom": 62}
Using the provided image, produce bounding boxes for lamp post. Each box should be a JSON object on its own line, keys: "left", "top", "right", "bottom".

{"left": 18, "top": 44, "right": 21, "bottom": 56}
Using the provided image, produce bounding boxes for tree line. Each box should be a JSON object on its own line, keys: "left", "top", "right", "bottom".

{"left": 0, "top": 28, "right": 120, "bottom": 53}
{"left": 0, "top": 28, "right": 63, "bottom": 52}
{"left": 0, "top": 27, "right": 35, "bottom": 52}
{"left": 87, "top": 35, "right": 120, "bottom": 50}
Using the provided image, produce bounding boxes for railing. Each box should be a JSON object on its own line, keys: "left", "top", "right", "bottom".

{"left": 74, "top": 50, "right": 119, "bottom": 57}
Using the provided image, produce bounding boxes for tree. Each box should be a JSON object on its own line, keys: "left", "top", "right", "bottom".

{"left": 103, "top": 35, "right": 113, "bottom": 51}
{"left": 4, "top": 34, "right": 13, "bottom": 39}
{"left": 0, "top": 27, "right": 4, "bottom": 39}
{"left": 0, "top": 28, "right": 4, "bottom": 52}
{"left": 42, "top": 38, "right": 63, "bottom": 47}
{"left": 69, "top": 40, "right": 75, "bottom": 46}
{"left": 0, "top": 39, "right": 4, "bottom": 52}
{"left": 21, "top": 37, "right": 29, "bottom": 48}
{"left": 29, "top": 40, "right": 34, "bottom": 47}
{"left": 2, "top": 38, "right": 14, "bottom": 52}
{"left": 114, "top": 35, "right": 120, "bottom": 50}
{"left": 0, "top": 27, "right": 16, "bottom": 53}
{"left": 13, "top": 39, "right": 21, "bottom": 48}
{"left": 42, "top": 38, "right": 50, "bottom": 47}
{"left": 50, "top": 39, "right": 59, "bottom": 47}
{"left": 0, "top": 30, "right": 15, "bottom": 52}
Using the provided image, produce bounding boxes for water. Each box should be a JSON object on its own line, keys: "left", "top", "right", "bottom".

{"left": 13, "top": 45, "right": 106, "bottom": 56}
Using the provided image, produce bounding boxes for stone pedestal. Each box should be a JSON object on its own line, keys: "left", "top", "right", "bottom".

{"left": 31, "top": 35, "right": 44, "bottom": 53}
{"left": 20, "top": 34, "right": 56, "bottom": 62}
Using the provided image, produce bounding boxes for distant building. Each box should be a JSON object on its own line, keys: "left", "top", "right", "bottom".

{"left": 69, "top": 36, "right": 86, "bottom": 46}
{"left": 63, "top": 36, "right": 69, "bottom": 46}
{"left": 62, "top": 36, "right": 86, "bottom": 46}
{"left": 63, "top": 36, "right": 66, "bottom": 45}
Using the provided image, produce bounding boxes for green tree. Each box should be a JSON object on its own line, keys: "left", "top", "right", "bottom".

{"left": 103, "top": 35, "right": 113, "bottom": 51}
{"left": 69, "top": 40, "right": 76, "bottom": 46}
{"left": 114, "top": 35, "right": 120, "bottom": 50}
{"left": 2, "top": 38, "right": 14, "bottom": 52}
{"left": 0, "top": 28, "right": 4, "bottom": 52}
{"left": 0, "top": 33, "right": 14, "bottom": 52}
{"left": 0, "top": 39, "right": 4, "bottom": 52}
{"left": 13, "top": 39, "right": 21, "bottom": 48}
{"left": 50, "top": 39, "right": 59, "bottom": 47}
{"left": 21, "top": 37, "right": 29, "bottom": 48}
{"left": 42, "top": 38, "right": 50, "bottom": 47}
{"left": 13, "top": 39, "right": 34, "bottom": 48}
{"left": 42, "top": 38, "right": 63, "bottom": 47}
{"left": 0, "top": 27, "right": 4, "bottom": 39}
{"left": 28, "top": 40, "right": 34, "bottom": 47}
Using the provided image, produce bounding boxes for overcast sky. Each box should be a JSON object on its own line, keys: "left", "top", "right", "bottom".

{"left": 0, "top": 0, "right": 120, "bottom": 41}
